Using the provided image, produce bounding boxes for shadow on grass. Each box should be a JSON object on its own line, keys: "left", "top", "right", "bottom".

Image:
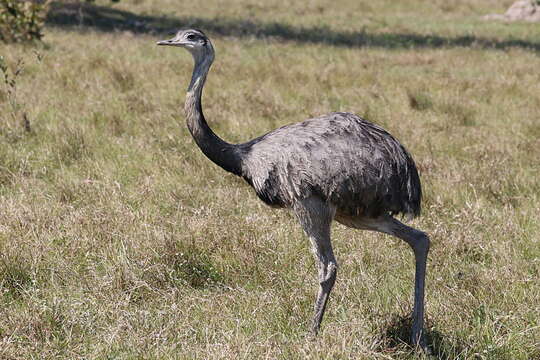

{"left": 46, "top": 2, "right": 540, "bottom": 52}
{"left": 379, "top": 314, "right": 468, "bottom": 359}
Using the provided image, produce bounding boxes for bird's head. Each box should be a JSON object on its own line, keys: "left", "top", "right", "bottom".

{"left": 157, "top": 29, "right": 214, "bottom": 64}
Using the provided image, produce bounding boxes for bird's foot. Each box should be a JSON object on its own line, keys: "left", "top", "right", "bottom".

{"left": 310, "top": 324, "right": 320, "bottom": 337}
{"left": 411, "top": 332, "right": 432, "bottom": 355}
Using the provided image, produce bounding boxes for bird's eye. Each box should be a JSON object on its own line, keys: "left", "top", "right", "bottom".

{"left": 186, "top": 34, "right": 196, "bottom": 41}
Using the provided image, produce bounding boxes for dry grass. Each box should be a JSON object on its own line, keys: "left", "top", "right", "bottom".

{"left": 0, "top": 0, "right": 539, "bottom": 358}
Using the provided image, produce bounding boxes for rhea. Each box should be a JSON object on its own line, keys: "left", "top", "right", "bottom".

{"left": 157, "top": 29, "right": 430, "bottom": 350}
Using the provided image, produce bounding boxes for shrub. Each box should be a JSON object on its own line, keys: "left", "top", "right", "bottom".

{"left": 0, "top": 0, "right": 50, "bottom": 43}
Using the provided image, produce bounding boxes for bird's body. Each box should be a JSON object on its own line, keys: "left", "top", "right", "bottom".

{"left": 239, "top": 111, "right": 421, "bottom": 219}
{"left": 158, "top": 29, "right": 430, "bottom": 352}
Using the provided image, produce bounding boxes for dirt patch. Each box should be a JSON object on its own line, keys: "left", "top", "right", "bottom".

{"left": 483, "top": 0, "right": 540, "bottom": 22}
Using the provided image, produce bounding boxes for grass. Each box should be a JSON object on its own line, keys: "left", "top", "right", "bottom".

{"left": 0, "top": 0, "right": 539, "bottom": 358}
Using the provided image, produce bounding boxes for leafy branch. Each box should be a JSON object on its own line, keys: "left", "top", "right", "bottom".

{"left": 0, "top": 0, "right": 51, "bottom": 43}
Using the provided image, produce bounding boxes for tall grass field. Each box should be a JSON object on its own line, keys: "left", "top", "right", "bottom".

{"left": 0, "top": 0, "right": 539, "bottom": 358}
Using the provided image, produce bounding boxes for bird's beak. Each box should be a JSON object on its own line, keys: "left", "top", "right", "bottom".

{"left": 157, "top": 39, "right": 176, "bottom": 46}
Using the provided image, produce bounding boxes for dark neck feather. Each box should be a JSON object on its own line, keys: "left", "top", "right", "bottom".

{"left": 184, "top": 54, "right": 242, "bottom": 176}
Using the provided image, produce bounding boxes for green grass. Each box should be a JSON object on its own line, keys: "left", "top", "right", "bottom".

{"left": 0, "top": 0, "right": 539, "bottom": 358}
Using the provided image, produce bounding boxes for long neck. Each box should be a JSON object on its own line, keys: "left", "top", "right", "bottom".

{"left": 184, "top": 54, "right": 243, "bottom": 176}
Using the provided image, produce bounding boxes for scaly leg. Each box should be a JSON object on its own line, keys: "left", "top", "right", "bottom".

{"left": 369, "top": 216, "right": 430, "bottom": 350}
{"left": 293, "top": 197, "right": 337, "bottom": 334}
{"left": 337, "top": 214, "right": 430, "bottom": 350}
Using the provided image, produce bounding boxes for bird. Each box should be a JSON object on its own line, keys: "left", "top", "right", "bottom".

{"left": 157, "top": 29, "right": 430, "bottom": 351}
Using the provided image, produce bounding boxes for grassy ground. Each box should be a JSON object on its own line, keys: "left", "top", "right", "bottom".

{"left": 1, "top": 0, "right": 539, "bottom": 358}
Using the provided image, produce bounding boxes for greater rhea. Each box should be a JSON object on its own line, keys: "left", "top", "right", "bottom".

{"left": 157, "top": 29, "right": 430, "bottom": 350}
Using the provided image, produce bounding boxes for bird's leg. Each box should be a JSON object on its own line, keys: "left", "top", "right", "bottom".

{"left": 408, "top": 231, "right": 429, "bottom": 349}
{"left": 311, "top": 237, "right": 337, "bottom": 334}
{"left": 369, "top": 216, "right": 430, "bottom": 350}
{"left": 293, "top": 197, "right": 337, "bottom": 335}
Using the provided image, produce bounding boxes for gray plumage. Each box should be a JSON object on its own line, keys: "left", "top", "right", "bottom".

{"left": 241, "top": 112, "right": 421, "bottom": 219}
{"left": 158, "top": 29, "right": 430, "bottom": 352}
